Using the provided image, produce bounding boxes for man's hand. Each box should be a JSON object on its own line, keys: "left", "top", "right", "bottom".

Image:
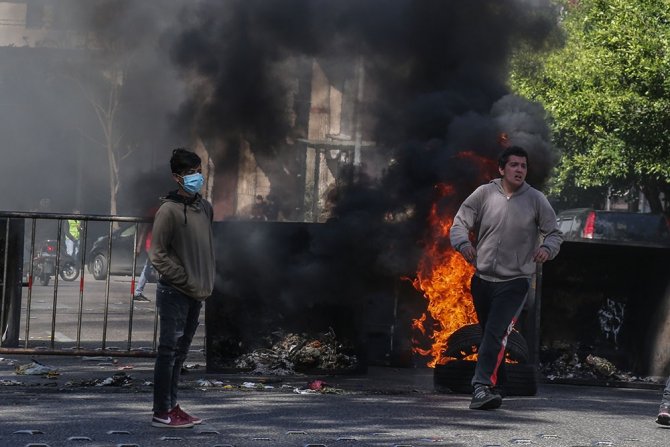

{"left": 460, "top": 245, "right": 476, "bottom": 264}
{"left": 532, "top": 246, "right": 550, "bottom": 263}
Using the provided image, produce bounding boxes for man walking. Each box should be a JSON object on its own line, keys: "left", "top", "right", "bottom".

{"left": 133, "top": 206, "right": 159, "bottom": 302}
{"left": 133, "top": 225, "right": 155, "bottom": 302}
{"left": 450, "top": 146, "right": 562, "bottom": 410}
{"left": 149, "top": 148, "right": 215, "bottom": 428}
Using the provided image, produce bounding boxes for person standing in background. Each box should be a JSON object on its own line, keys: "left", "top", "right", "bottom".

{"left": 149, "top": 148, "right": 215, "bottom": 428}
{"left": 134, "top": 206, "right": 159, "bottom": 302}
{"left": 65, "top": 210, "right": 82, "bottom": 259}
{"left": 133, "top": 222, "right": 155, "bottom": 302}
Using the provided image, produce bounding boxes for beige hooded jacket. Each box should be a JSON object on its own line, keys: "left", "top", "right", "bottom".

{"left": 449, "top": 179, "right": 563, "bottom": 281}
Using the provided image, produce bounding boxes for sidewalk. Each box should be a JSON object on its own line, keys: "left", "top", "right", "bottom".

{"left": 1, "top": 354, "right": 669, "bottom": 447}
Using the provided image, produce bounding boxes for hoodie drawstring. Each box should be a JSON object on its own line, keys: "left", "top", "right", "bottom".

{"left": 163, "top": 190, "right": 200, "bottom": 225}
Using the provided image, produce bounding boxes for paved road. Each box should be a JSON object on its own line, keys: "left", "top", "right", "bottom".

{"left": 3, "top": 274, "right": 668, "bottom": 446}
{"left": 0, "top": 358, "right": 668, "bottom": 447}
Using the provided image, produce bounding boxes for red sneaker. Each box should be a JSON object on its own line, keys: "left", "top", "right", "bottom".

{"left": 171, "top": 404, "right": 202, "bottom": 425}
{"left": 151, "top": 411, "right": 194, "bottom": 428}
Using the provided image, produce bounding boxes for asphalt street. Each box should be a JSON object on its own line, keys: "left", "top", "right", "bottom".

{"left": 1, "top": 355, "right": 669, "bottom": 447}
{"left": 2, "top": 274, "right": 669, "bottom": 446}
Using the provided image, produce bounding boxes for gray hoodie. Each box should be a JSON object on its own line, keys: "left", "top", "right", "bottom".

{"left": 449, "top": 179, "right": 562, "bottom": 281}
{"left": 149, "top": 191, "right": 215, "bottom": 300}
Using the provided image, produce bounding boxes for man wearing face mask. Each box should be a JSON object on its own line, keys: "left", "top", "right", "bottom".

{"left": 149, "top": 148, "right": 215, "bottom": 428}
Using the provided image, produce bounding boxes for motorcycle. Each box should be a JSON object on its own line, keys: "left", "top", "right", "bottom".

{"left": 32, "top": 239, "right": 80, "bottom": 286}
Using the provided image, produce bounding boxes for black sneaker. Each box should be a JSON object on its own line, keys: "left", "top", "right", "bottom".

{"left": 470, "top": 385, "right": 502, "bottom": 410}
{"left": 133, "top": 293, "right": 150, "bottom": 302}
{"left": 656, "top": 403, "right": 670, "bottom": 426}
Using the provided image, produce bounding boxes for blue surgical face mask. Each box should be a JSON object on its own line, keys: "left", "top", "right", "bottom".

{"left": 181, "top": 172, "right": 204, "bottom": 195}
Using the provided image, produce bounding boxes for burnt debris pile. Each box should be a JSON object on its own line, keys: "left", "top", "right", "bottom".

{"left": 540, "top": 345, "right": 663, "bottom": 385}
{"left": 234, "top": 329, "right": 358, "bottom": 375}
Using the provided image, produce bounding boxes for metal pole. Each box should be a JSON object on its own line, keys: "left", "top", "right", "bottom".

{"left": 530, "top": 264, "right": 543, "bottom": 367}
{"left": 24, "top": 219, "right": 37, "bottom": 348}
{"left": 49, "top": 220, "right": 64, "bottom": 349}
{"left": 311, "top": 149, "right": 321, "bottom": 222}
{"left": 101, "top": 221, "right": 114, "bottom": 350}
{"left": 0, "top": 219, "right": 9, "bottom": 347}
{"left": 75, "top": 220, "right": 88, "bottom": 350}
{"left": 127, "top": 223, "right": 139, "bottom": 350}
{"left": 353, "top": 55, "right": 365, "bottom": 168}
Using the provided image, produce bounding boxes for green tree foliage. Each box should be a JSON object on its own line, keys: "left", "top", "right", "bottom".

{"left": 511, "top": 0, "right": 670, "bottom": 213}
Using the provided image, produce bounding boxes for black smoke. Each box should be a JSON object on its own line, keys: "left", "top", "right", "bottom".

{"left": 170, "top": 1, "right": 561, "bottom": 363}
{"left": 0, "top": 1, "right": 186, "bottom": 214}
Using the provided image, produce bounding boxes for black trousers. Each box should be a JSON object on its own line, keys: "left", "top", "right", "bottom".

{"left": 470, "top": 275, "right": 529, "bottom": 388}
{"left": 153, "top": 283, "right": 202, "bottom": 413}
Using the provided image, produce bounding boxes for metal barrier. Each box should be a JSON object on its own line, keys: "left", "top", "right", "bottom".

{"left": 0, "top": 211, "right": 159, "bottom": 357}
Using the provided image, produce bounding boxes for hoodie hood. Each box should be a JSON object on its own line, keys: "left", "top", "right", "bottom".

{"left": 490, "top": 178, "right": 531, "bottom": 197}
{"left": 161, "top": 190, "right": 202, "bottom": 224}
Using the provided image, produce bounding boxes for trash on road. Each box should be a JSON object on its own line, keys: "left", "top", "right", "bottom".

{"left": 308, "top": 379, "right": 329, "bottom": 391}
{"left": 294, "top": 380, "right": 344, "bottom": 395}
{"left": 15, "top": 360, "right": 59, "bottom": 377}
{"left": 65, "top": 371, "right": 135, "bottom": 388}
{"left": 197, "top": 378, "right": 225, "bottom": 387}
{"left": 234, "top": 329, "right": 358, "bottom": 375}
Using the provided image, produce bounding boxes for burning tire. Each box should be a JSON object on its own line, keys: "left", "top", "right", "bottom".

{"left": 434, "top": 360, "right": 538, "bottom": 396}
{"left": 434, "top": 323, "right": 537, "bottom": 396}
{"left": 444, "top": 323, "right": 529, "bottom": 363}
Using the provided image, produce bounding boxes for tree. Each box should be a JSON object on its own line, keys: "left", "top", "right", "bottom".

{"left": 71, "top": 57, "right": 130, "bottom": 217}
{"left": 511, "top": 0, "right": 670, "bottom": 213}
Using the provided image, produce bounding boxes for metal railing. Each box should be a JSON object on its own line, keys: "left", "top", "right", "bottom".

{"left": 0, "top": 211, "right": 159, "bottom": 357}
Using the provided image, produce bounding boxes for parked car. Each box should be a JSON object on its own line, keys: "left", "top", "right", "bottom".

{"left": 87, "top": 224, "right": 156, "bottom": 281}
{"left": 556, "top": 208, "right": 670, "bottom": 247}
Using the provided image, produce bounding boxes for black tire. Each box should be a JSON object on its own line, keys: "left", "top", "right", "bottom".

{"left": 434, "top": 360, "right": 474, "bottom": 394}
{"left": 59, "top": 261, "right": 80, "bottom": 282}
{"left": 91, "top": 253, "right": 108, "bottom": 280}
{"left": 445, "top": 323, "right": 529, "bottom": 363}
{"left": 434, "top": 360, "right": 538, "bottom": 396}
{"left": 39, "top": 273, "right": 50, "bottom": 286}
{"left": 502, "top": 363, "right": 538, "bottom": 396}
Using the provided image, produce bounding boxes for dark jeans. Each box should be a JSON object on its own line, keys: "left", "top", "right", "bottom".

{"left": 153, "top": 282, "right": 202, "bottom": 414}
{"left": 662, "top": 376, "right": 670, "bottom": 406}
{"left": 470, "top": 275, "right": 529, "bottom": 388}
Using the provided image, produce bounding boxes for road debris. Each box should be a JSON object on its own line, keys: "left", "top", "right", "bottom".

{"left": 234, "top": 329, "right": 358, "bottom": 375}
{"left": 540, "top": 345, "right": 663, "bottom": 384}
{"left": 15, "top": 360, "right": 59, "bottom": 377}
{"left": 64, "top": 372, "right": 135, "bottom": 388}
{"left": 294, "top": 379, "right": 344, "bottom": 395}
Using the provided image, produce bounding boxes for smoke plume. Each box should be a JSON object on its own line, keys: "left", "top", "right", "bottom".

{"left": 0, "top": 1, "right": 560, "bottom": 360}
{"left": 167, "top": 0, "right": 561, "bottom": 357}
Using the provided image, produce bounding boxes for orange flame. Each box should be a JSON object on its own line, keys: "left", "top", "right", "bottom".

{"left": 411, "top": 150, "right": 502, "bottom": 368}
{"left": 411, "top": 184, "right": 478, "bottom": 367}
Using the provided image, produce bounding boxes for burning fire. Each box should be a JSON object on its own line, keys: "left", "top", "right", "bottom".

{"left": 411, "top": 150, "right": 498, "bottom": 367}
{"left": 411, "top": 184, "right": 477, "bottom": 367}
